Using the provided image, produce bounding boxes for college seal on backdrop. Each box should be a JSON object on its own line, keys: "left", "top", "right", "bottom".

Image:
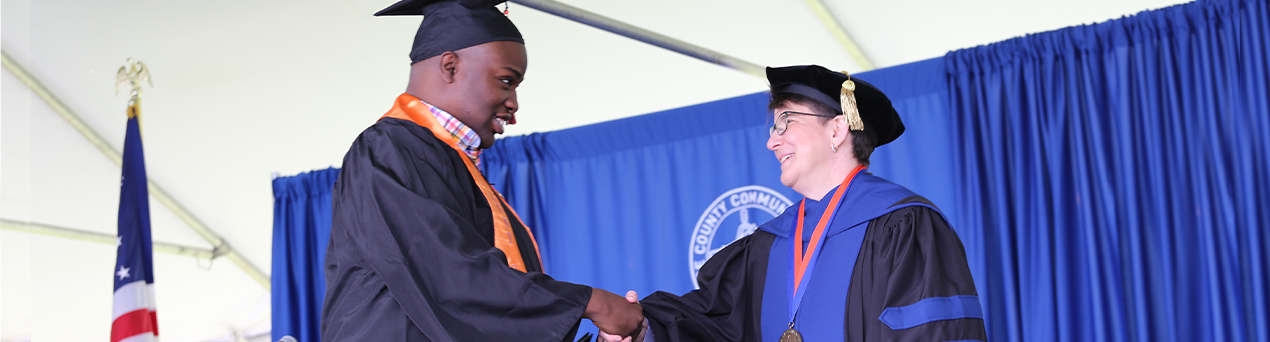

{"left": 688, "top": 185, "right": 793, "bottom": 288}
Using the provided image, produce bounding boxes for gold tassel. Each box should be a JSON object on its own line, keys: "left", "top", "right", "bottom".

{"left": 840, "top": 71, "right": 864, "bottom": 131}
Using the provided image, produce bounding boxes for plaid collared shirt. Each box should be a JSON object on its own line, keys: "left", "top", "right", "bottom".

{"left": 418, "top": 100, "right": 483, "bottom": 166}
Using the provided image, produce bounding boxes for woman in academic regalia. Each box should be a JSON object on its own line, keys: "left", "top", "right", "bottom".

{"left": 606, "top": 65, "right": 988, "bottom": 342}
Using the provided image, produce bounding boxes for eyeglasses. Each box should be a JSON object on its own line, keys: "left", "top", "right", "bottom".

{"left": 769, "top": 111, "right": 839, "bottom": 136}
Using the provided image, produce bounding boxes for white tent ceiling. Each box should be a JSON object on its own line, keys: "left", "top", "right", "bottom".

{"left": 1, "top": 0, "right": 1188, "bottom": 340}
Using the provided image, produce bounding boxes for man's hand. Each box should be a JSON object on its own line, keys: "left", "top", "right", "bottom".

{"left": 597, "top": 291, "right": 648, "bottom": 342}
{"left": 585, "top": 288, "right": 645, "bottom": 339}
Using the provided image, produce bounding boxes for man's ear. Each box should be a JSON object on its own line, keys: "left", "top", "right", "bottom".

{"left": 438, "top": 51, "right": 459, "bottom": 84}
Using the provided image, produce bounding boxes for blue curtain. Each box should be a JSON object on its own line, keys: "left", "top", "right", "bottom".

{"left": 270, "top": 1, "right": 1270, "bottom": 340}
{"left": 946, "top": 0, "right": 1270, "bottom": 341}
{"left": 271, "top": 168, "right": 339, "bottom": 342}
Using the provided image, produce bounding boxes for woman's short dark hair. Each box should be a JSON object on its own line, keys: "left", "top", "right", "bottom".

{"left": 768, "top": 91, "right": 874, "bottom": 166}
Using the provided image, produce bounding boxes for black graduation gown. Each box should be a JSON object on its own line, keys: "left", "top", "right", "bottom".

{"left": 640, "top": 176, "right": 986, "bottom": 342}
{"left": 321, "top": 117, "right": 592, "bottom": 342}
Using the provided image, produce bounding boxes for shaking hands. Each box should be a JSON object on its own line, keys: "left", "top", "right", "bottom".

{"left": 585, "top": 289, "right": 647, "bottom": 342}
{"left": 595, "top": 291, "right": 648, "bottom": 342}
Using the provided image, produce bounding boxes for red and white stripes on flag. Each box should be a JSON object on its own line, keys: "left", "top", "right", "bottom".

{"left": 112, "top": 281, "right": 158, "bottom": 342}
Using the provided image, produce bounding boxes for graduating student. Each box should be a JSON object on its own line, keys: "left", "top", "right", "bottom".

{"left": 321, "top": 0, "right": 644, "bottom": 340}
{"left": 606, "top": 65, "right": 986, "bottom": 342}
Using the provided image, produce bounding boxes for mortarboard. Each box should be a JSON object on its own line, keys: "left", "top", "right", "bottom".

{"left": 376, "top": 0, "right": 523, "bottom": 64}
{"left": 766, "top": 65, "right": 905, "bottom": 147}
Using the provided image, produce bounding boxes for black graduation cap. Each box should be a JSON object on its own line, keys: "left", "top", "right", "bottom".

{"left": 766, "top": 65, "right": 905, "bottom": 147}
{"left": 376, "top": 0, "right": 523, "bottom": 64}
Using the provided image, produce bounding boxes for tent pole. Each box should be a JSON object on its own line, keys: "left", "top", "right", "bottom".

{"left": 800, "top": 0, "right": 874, "bottom": 70}
{"left": 510, "top": 0, "right": 766, "bottom": 78}
{"left": 0, "top": 218, "right": 219, "bottom": 259}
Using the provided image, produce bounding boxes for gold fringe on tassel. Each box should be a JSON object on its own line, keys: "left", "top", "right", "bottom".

{"left": 840, "top": 71, "right": 864, "bottom": 131}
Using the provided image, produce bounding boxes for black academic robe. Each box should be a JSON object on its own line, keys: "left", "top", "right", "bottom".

{"left": 641, "top": 174, "right": 986, "bottom": 342}
{"left": 321, "top": 116, "right": 592, "bottom": 342}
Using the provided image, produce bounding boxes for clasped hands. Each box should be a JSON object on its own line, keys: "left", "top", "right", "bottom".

{"left": 586, "top": 289, "right": 648, "bottom": 342}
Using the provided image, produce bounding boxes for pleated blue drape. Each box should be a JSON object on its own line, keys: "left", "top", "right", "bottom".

{"left": 945, "top": 0, "right": 1269, "bottom": 340}
{"left": 270, "top": 1, "right": 1269, "bottom": 341}
{"left": 271, "top": 168, "right": 339, "bottom": 342}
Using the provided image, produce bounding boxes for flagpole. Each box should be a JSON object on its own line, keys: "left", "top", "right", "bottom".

{"left": 113, "top": 58, "right": 161, "bottom": 342}
{"left": 117, "top": 59, "right": 151, "bottom": 131}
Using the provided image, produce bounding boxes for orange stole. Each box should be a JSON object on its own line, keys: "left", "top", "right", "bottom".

{"left": 381, "top": 93, "right": 543, "bottom": 272}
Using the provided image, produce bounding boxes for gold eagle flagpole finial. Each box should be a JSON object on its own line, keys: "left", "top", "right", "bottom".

{"left": 116, "top": 58, "right": 152, "bottom": 120}
{"left": 839, "top": 70, "right": 864, "bottom": 131}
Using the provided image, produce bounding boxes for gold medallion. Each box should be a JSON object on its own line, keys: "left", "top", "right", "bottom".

{"left": 778, "top": 328, "right": 803, "bottom": 342}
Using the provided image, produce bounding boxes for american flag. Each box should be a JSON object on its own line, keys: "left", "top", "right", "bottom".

{"left": 112, "top": 109, "right": 158, "bottom": 342}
